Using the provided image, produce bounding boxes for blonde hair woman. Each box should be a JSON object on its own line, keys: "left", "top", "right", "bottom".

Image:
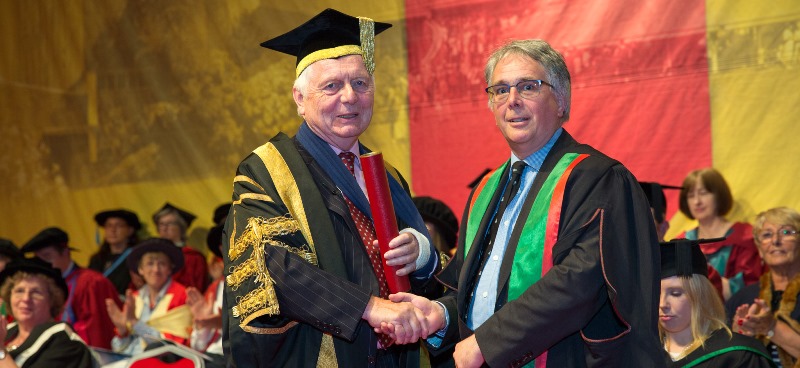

{"left": 659, "top": 239, "right": 773, "bottom": 367}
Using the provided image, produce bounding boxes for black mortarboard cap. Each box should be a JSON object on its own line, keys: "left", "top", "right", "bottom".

{"left": 154, "top": 202, "right": 196, "bottom": 228}
{"left": 0, "top": 257, "right": 69, "bottom": 298}
{"left": 212, "top": 203, "right": 232, "bottom": 225}
{"left": 660, "top": 237, "right": 724, "bottom": 278}
{"left": 260, "top": 8, "right": 392, "bottom": 77}
{"left": 412, "top": 196, "right": 459, "bottom": 250}
{"left": 206, "top": 224, "right": 224, "bottom": 259}
{"left": 95, "top": 209, "right": 142, "bottom": 230}
{"left": 0, "top": 238, "right": 21, "bottom": 260}
{"left": 639, "top": 182, "right": 682, "bottom": 223}
{"left": 21, "top": 227, "right": 77, "bottom": 253}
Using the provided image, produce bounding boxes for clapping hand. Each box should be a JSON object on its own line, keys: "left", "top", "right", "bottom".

{"left": 734, "top": 299, "right": 774, "bottom": 336}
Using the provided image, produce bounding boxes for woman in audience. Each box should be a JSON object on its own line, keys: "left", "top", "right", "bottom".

{"left": 152, "top": 203, "right": 208, "bottom": 291}
{"left": 729, "top": 207, "right": 800, "bottom": 368}
{"left": 679, "top": 168, "right": 764, "bottom": 299}
{"left": 89, "top": 209, "right": 142, "bottom": 297}
{"left": 0, "top": 258, "right": 96, "bottom": 367}
{"left": 660, "top": 239, "right": 773, "bottom": 367}
{"left": 106, "top": 238, "right": 191, "bottom": 355}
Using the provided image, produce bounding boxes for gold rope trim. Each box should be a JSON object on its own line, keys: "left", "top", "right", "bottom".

{"left": 228, "top": 215, "right": 301, "bottom": 262}
{"left": 232, "top": 284, "right": 278, "bottom": 319}
{"left": 234, "top": 174, "right": 266, "bottom": 193}
{"left": 295, "top": 45, "right": 362, "bottom": 78}
{"left": 243, "top": 321, "right": 299, "bottom": 335}
{"left": 227, "top": 256, "right": 259, "bottom": 291}
{"left": 358, "top": 16, "right": 375, "bottom": 75}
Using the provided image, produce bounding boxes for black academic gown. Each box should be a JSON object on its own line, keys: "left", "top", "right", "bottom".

{"left": 6, "top": 321, "right": 95, "bottom": 368}
{"left": 222, "top": 132, "right": 439, "bottom": 368}
{"left": 431, "top": 130, "right": 664, "bottom": 367}
{"left": 666, "top": 329, "right": 774, "bottom": 368}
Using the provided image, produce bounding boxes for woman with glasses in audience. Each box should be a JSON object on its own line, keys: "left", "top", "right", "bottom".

{"left": 728, "top": 207, "right": 800, "bottom": 367}
{"left": 0, "top": 258, "right": 96, "bottom": 367}
{"left": 678, "top": 168, "right": 765, "bottom": 300}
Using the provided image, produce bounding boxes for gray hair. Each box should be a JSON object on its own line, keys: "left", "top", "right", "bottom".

{"left": 484, "top": 39, "right": 571, "bottom": 122}
{"left": 153, "top": 208, "right": 188, "bottom": 238}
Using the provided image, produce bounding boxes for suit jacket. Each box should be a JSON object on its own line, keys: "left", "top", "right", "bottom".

{"left": 223, "top": 132, "right": 438, "bottom": 368}
{"left": 432, "top": 130, "right": 665, "bottom": 368}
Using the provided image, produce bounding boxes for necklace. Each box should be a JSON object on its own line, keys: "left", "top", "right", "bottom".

{"left": 665, "top": 339, "right": 699, "bottom": 361}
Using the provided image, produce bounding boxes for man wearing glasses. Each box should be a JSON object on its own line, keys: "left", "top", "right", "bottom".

{"left": 387, "top": 39, "right": 665, "bottom": 367}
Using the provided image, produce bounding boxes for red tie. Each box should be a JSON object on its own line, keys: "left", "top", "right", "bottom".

{"left": 338, "top": 152, "right": 393, "bottom": 348}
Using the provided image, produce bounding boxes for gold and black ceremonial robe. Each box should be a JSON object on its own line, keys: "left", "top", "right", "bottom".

{"left": 223, "top": 130, "right": 439, "bottom": 368}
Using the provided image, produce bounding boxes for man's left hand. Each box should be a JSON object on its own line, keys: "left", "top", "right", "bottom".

{"left": 379, "top": 232, "right": 419, "bottom": 276}
{"left": 454, "top": 335, "right": 485, "bottom": 368}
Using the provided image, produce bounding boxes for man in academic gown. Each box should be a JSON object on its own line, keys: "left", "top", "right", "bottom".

{"left": 23, "top": 226, "right": 121, "bottom": 350}
{"left": 222, "top": 8, "right": 440, "bottom": 368}
{"left": 388, "top": 39, "right": 664, "bottom": 367}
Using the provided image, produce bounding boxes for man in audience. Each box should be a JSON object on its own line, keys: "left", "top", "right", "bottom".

{"left": 23, "top": 226, "right": 122, "bottom": 349}
{"left": 89, "top": 209, "right": 142, "bottom": 297}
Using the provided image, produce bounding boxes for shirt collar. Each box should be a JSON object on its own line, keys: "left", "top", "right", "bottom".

{"left": 510, "top": 127, "right": 562, "bottom": 172}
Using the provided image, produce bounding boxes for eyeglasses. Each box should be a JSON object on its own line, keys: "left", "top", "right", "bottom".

{"left": 759, "top": 229, "right": 798, "bottom": 242}
{"left": 485, "top": 79, "right": 554, "bottom": 103}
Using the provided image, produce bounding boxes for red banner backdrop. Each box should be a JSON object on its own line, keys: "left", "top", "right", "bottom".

{"left": 407, "top": 0, "right": 711, "bottom": 222}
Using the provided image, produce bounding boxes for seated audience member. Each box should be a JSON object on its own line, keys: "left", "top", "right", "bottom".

{"left": 106, "top": 238, "right": 191, "bottom": 355}
{"left": 0, "top": 258, "right": 97, "bottom": 367}
{"left": 152, "top": 203, "right": 208, "bottom": 291}
{"left": 412, "top": 196, "right": 459, "bottom": 263}
{"left": 21, "top": 227, "right": 121, "bottom": 350}
{"left": 640, "top": 181, "right": 725, "bottom": 298}
{"left": 678, "top": 168, "right": 764, "bottom": 299}
{"left": 89, "top": 209, "right": 142, "bottom": 297}
{"left": 186, "top": 223, "right": 225, "bottom": 368}
{"left": 0, "top": 240, "right": 21, "bottom": 273}
{"left": 728, "top": 207, "right": 800, "bottom": 368}
{"left": 0, "top": 240, "right": 21, "bottom": 322}
{"left": 660, "top": 239, "right": 773, "bottom": 367}
{"left": 207, "top": 203, "right": 230, "bottom": 282}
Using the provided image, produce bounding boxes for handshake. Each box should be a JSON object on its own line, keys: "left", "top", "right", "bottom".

{"left": 361, "top": 292, "right": 447, "bottom": 344}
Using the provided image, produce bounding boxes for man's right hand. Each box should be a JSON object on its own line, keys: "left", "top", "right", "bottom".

{"left": 379, "top": 292, "right": 445, "bottom": 342}
{"left": 362, "top": 296, "right": 428, "bottom": 344}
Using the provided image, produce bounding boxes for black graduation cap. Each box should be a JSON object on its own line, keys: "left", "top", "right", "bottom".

{"left": 0, "top": 238, "right": 21, "bottom": 260}
{"left": 21, "top": 227, "right": 78, "bottom": 253}
{"left": 126, "top": 238, "right": 185, "bottom": 274}
{"left": 412, "top": 196, "right": 459, "bottom": 249}
{"left": 94, "top": 209, "right": 142, "bottom": 230}
{"left": 660, "top": 237, "right": 724, "bottom": 278}
{"left": 639, "top": 182, "right": 682, "bottom": 223}
{"left": 0, "top": 257, "right": 69, "bottom": 298}
{"left": 212, "top": 203, "right": 232, "bottom": 225}
{"left": 153, "top": 202, "right": 196, "bottom": 228}
{"left": 260, "top": 8, "right": 392, "bottom": 77}
{"left": 206, "top": 224, "right": 224, "bottom": 259}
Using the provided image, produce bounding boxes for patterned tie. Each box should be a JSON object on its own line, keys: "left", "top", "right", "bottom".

{"left": 472, "top": 161, "right": 527, "bottom": 295}
{"left": 338, "top": 152, "right": 393, "bottom": 348}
